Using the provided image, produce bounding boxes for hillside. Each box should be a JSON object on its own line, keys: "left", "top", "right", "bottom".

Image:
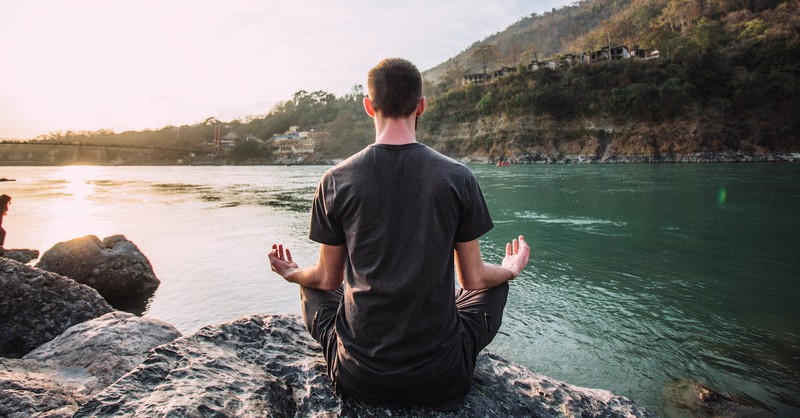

{"left": 423, "top": 0, "right": 633, "bottom": 85}
{"left": 11, "top": 0, "right": 799, "bottom": 165}
{"left": 418, "top": 0, "right": 800, "bottom": 162}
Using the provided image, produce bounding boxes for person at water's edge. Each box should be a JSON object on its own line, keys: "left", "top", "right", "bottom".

{"left": 268, "top": 58, "right": 530, "bottom": 410}
{"left": 0, "top": 194, "right": 10, "bottom": 255}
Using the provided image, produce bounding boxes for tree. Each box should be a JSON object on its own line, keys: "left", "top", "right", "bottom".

{"left": 472, "top": 44, "right": 498, "bottom": 75}
{"left": 441, "top": 61, "right": 467, "bottom": 90}
{"left": 501, "top": 40, "right": 524, "bottom": 67}
{"left": 228, "top": 140, "right": 271, "bottom": 162}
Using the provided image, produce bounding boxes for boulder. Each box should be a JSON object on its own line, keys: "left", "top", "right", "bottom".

{"left": 25, "top": 311, "right": 182, "bottom": 393}
{"left": 0, "top": 258, "right": 112, "bottom": 358}
{"left": 36, "top": 235, "right": 159, "bottom": 314}
{"left": 662, "top": 380, "right": 767, "bottom": 418}
{"left": 76, "top": 314, "right": 653, "bottom": 417}
{"left": 1, "top": 248, "right": 39, "bottom": 264}
{"left": 1, "top": 312, "right": 181, "bottom": 418}
{"left": 0, "top": 358, "right": 84, "bottom": 418}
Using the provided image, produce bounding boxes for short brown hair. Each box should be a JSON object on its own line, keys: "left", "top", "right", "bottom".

{"left": 367, "top": 58, "right": 422, "bottom": 119}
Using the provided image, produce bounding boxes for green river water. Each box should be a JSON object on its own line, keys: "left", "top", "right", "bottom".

{"left": 2, "top": 163, "right": 798, "bottom": 416}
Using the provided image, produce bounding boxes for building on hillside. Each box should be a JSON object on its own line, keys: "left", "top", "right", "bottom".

{"left": 463, "top": 73, "right": 490, "bottom": 84}
{"left": 609, "top": 45, "right": 630, "bottom": 60}
{"left": 630, "top": 46, "right": 648, "bottom": 59}
{"left": 541, "top": 59, "right": 562, "bottom": 70}
{"left": 220, "top": 132, "right": 238, "bottom": 151}
{"left": 587, "top": 48, "right": 611, "bottom": 63}
{"left": 268, "top": 126, "right": 323, "bottom": 161}
{"left": 492, "top": 66, "right": 517, "bottom": 78}
{"left": 584, "top": 45, "right": 636, "bottom": 63}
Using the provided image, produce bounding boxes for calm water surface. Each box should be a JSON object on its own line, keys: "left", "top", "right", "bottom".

{"left": 2, "top": 163, "right": 798, "bottom": 416}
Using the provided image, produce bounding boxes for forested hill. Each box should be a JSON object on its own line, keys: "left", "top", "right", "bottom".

{"left": 21, "top": 0, "right": 800, "bottom": 164}
{"left": 418, "top": 0, "right": 800, "bottom": 162}
{"left": 423, "top": 0, "right": 634, "bottom": 85}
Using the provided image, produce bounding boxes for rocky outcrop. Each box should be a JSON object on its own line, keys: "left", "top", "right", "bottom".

{"left": 0, "top": 358, "right": 84, "bottom": 418}
{"left": 36, "top": 235, "right": 159, "bottom": 314}
{"left": 0, "top": 312, "right": 181, "bottom": 418}
{"left": 76, "top": 314, "right": 652, "bottom": 417}
{"left": 425, "top": 115, "right": 799, "bottom": 164}
{"left": 0, "top": 258, "right": 112, "bottom": 358}
{"left": 1, "top": 248, "right": 39, "bottom": 264}
{"left": 24, "top": 311, "right": 181, "bottom": 393}
{"left": 662, "top": 380, "right": 768, "bottom": 418}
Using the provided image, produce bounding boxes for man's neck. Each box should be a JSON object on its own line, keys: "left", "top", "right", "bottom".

{"left": 373, "top": 115, "right": 417, "bottom": 145}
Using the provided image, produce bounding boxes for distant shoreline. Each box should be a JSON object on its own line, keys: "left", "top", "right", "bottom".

{"left": 1, "top": 154, "right": 798, "bottom": 167}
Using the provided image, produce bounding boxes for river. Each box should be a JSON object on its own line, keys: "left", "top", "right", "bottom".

{"left": 1, "top": 163, "right": 798, "bottom": 416}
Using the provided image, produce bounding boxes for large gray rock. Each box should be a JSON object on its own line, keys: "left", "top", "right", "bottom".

{"left": 0, "top": 258, "right": 112, "bottom": 358}
{"left": 25, "top": 311, "right": 182, "bottom": 393}
{"left": 0, "top": 358, "right": 84, "bottom": 418}
{"left": 1, "top": 312, "right": 181, "bottom": 418}
{"left": 1, "top": 248, "right": 39, "bottom": 264}
{"left": 76, "top": 314, "right": 653, "bottom": 417}
{"left": 36, "top": 235, "right": 159, "bottom": 314}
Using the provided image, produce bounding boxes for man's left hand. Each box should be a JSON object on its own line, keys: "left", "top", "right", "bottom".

{"left": 269, "top": 243, "right": 299, "bottom": 280}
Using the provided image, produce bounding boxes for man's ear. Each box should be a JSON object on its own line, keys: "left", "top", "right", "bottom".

{"left": 416, "top": 97, "right": 426, "bottom": 117}
{"left": 363, "top": 97, "right": 376, "bottom": 118}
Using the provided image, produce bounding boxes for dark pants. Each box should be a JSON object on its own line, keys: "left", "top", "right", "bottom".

{"left": 300, "top": 282, "right": 509, "bottom": 407}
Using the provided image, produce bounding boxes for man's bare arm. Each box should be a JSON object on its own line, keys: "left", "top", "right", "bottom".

{"left": 268, "top": 243, "right": 346, "bottom": 290}
{"left": 454, "top": 235, "right": 530, "bottom": 290}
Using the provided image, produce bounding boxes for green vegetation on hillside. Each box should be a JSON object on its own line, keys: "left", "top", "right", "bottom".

{"left": 17, "top": 0, "right": 800, "bottom": 163}
{"left": 423, "top": 0, "right": 799, "bottom": 157}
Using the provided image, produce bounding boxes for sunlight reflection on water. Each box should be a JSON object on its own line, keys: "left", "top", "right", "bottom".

{"left": 2, "top": 163, "right": 799, "bottom": 417}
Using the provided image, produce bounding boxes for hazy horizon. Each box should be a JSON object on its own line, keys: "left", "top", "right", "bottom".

{"left": 0, "top": 0, "right": 574, "bottom": 140}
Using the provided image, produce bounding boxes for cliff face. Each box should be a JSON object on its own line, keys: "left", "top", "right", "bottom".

{"left": 422, "top": 114, "right": 795, "bottom": 163}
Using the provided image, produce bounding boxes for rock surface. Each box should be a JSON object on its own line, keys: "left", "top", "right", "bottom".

{"left": 76, "top": 314, "right": 653, "bottom": 417}
{"left": 25, "top": 311, "right": 182, "bottom": 393}
{"left": 1, "top": 312, "right": 181, "bottom": 418}
{"left": 0, "top": 258, "right": 112, "bottom": 358}
{"left": 0, "top": 358, "right": 84, "bottom": 418}
{"left": 36, "top": 235, "right": 159, "bottom": 313}
{"left": 1, "top": 248, "right": 39, "bottom": 264}
{"left": 662, "top": 380, "right": 769, "bottom": 418}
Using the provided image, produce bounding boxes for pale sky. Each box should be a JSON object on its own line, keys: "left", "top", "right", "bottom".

{"left": 0, "top": 0, "right": 573, "bottom": 139}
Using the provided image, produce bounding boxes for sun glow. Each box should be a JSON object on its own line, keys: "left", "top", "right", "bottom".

{"left": 41, "top": 166, "right": 116, "bottom": 240}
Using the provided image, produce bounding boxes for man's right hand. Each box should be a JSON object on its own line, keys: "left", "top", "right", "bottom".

{"left": 269, "top": 244, "right": 299, "bottom": 281}
{"left": 501, "top": 235, "right": 530, "bottom": 278}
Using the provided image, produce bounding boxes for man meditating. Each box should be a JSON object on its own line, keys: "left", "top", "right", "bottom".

{"left": 268, "top": 58, "right": 530, "bottom": 410}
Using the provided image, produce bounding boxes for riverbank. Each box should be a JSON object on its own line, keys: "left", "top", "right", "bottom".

{"left": 1, "top": 151, "right": 798, "bottom": 166}
{"left": 460, "top": 151, "right": 800, "bottom": 164}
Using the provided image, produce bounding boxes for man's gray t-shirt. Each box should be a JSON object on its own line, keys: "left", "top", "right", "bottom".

{"left": 309, "top": 143, "right": 493, "bottom": 399}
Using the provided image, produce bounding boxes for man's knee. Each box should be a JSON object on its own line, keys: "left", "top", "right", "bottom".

{"left": 456, "top": 281, "right": 509, "bottom": 313}
{"left": 456, "top": 282, "right": 510, "bottom": 358}
{"left": 300, "top": 285, "right": 342, "bottom": 342}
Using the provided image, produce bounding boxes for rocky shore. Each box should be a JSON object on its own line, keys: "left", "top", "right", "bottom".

{"left": 0, "top": 235, "right": 661, "bottom": 417}
{"left": 460, "top": 152, "right": 800, "bottom": 165}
